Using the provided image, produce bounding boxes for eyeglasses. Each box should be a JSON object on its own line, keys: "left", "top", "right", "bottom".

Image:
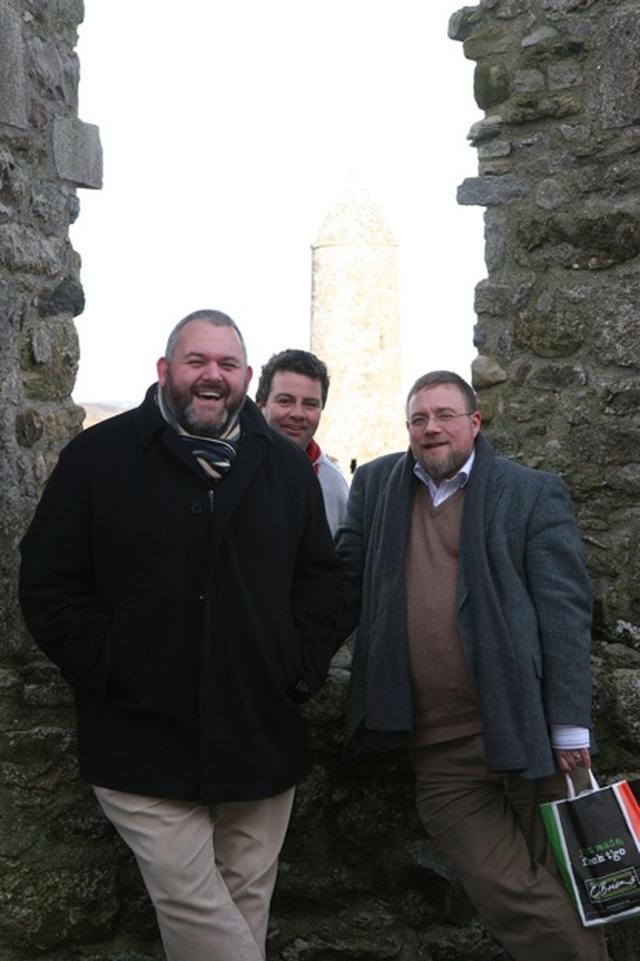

{"left": 408, "top": 411, "right": 475, "bottom": 430}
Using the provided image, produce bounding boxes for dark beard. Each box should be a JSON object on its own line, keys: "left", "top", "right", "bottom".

{"left": 178, "top": 400, "right": 231, "bottom": 438}
{"left": 163, "top": 371, "right": 241, "bottom": 439}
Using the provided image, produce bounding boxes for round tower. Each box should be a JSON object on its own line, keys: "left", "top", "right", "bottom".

{"left": 311, "top": 178, "right": 406, "bottom": 475}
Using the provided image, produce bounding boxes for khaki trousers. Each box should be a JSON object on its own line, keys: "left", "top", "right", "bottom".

{"left": 93, "top": 785, "right": 295, "bottom": 961}
{"left": 411, "top": 735, "right": 609, "bottom": 961}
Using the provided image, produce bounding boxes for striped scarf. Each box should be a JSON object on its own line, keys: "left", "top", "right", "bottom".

{"left": 156, "top": 386, "right": 241, "bottom": 481}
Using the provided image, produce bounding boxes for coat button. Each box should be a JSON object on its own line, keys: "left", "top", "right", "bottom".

{"left": 191, "top": 502, "right": 202, "bottom": 514}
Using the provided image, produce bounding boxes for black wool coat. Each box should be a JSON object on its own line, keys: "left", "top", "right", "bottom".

{"left": 19, "top": 389, "right": 343, "bottom": 804}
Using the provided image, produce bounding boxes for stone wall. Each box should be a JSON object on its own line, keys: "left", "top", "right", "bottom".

{"left": 452, "top": 0, "right": 640, "bottom": 787}
{"left": 0, "top": 0, "right": 105, "bottom": 956}
{"left": 454, "top": 0, "right": 640, "bottom": 638}
{"left": 1, "top": 1, "right": 640, "bottom": 959}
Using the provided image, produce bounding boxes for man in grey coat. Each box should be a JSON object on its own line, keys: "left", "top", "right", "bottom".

{"left": 336, "top": 370, "right": 608, "bottom": 960}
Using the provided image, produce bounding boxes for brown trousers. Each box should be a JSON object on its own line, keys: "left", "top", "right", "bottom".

{"left": 411, "top": 735, "right": 609, "bottom": 961}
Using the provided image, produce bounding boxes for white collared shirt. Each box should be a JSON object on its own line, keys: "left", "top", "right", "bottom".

{"left": 413, "top": 449, "right": 476, "bottom": 507}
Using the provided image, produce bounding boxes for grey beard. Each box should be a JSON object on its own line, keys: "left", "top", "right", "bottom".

{"left": 419, "top": 451, "right": 461, "bottom": 482}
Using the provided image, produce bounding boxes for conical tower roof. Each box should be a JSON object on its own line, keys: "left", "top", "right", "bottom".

{"left": 313, "top": 175, "right": 397, "bottom": 248}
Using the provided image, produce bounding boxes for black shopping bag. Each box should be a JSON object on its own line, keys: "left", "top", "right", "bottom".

{"left": 540, "top": 771, "right": 640, "bottom": 926}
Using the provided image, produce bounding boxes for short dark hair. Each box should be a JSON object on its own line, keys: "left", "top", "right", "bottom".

{"left": 255, "top": 349, "right": 330, "bottom": 408}
{"left": 406, "top": 370, "right": 478, "bottom": 416}
{"left": 164, "top": 309, "right": 248, "bottom": 363}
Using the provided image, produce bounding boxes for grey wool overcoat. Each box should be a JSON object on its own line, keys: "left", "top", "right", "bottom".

{"left": 336, "top": 434, "right": 595, "bottom": 779}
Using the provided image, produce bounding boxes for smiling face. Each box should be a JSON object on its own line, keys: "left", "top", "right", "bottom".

{"left": 407, "top": 383, "right": 481, "bottom": 482}
{"left": 258, "top": 370, "right": 323, "bottom": 450}
{"left": 157, "top": 320, "right": 253, "bottom": 437}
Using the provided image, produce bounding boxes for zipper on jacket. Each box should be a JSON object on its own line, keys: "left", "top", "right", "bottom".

{"left": 208, "top": 489, "right": 215, "bottom": 513}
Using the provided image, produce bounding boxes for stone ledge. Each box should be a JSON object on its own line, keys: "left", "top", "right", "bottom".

{"left": 52, "top": 117, "right": 103, "bottom": 189}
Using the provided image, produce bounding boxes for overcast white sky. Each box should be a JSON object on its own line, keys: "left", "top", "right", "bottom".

{"left": 71, "top": 0, "right": 485, "bottom": 406}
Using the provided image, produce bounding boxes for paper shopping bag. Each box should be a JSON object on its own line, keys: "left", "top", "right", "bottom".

{"left": 540, "top": 771, "right": 640, "bottom": 926}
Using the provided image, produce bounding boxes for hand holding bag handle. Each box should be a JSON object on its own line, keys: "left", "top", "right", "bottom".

{"left": 565, "top": 769, "right": 599, "bottom": 800}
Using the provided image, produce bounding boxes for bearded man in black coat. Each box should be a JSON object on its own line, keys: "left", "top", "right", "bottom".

{"left": 19, "top": 309, "right": 343, "bottom": 961}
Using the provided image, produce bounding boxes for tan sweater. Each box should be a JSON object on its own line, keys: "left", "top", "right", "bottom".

{"left": 406, "top": 484, "right": 483, "bottom": 748}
